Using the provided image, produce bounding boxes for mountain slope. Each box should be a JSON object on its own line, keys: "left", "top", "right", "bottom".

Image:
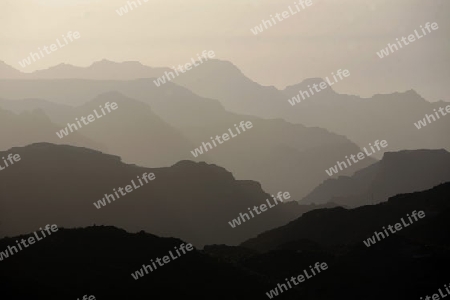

{"left": 241, "top": 182, "right": 450, "bottom": 252}
{"left": 44, "top": 92, "right": 197, "bottom": 168}
{"left": 0, "top": 106, "right": 105, "bottom": 152}
{"left": 0, "top": 143, "right": 330, "bottom": 246}
{"left": 0, "top": 226, "right": 295, "bottom": 300}
{"left": 1, "top": 59, "right": 170, "bottom": 80}
{"left": 5, "top": 59, "right": 449, "bottom": 154}
{"left": 0, "top": 80, "right": 376, "bottom": 198}
{"left": 0, "top": 61, "right": 24, "bottom": 79}
{"left": 301, "top": 149, "right": 450, "bottom": 207}
{"left": 172, "top": 59, "right": 450, "bottom": 153}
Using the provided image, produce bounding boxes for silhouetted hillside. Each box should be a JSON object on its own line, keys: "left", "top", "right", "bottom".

{"left": 0, "top": 92, "right": 197, "bottom": 168}
{"left": 4, "top": 221, "right": 447, "bottom": 300}
{"left": 0, "top": 226, "right": 298, "bottom": 300}
{"left": 0, "top": 106, "right": 105, "bottom": 152}
{"left": 0, "top": 143, "right": 332, "bottom": 247}
{"left": 241, "top": 182, "right": 450, "bottom": 251}
{"left": 1, "top": 93, "right": 199, "bottom": 167}
{"left": 301, "top": 149, "right": 450, "bottom": 207}
{"left": 207, "top": 183, "right": 450, "bottom": 299}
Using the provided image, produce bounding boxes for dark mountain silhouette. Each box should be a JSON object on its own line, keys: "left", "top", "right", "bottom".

{"left": 2, "top": 184, "right": 449, "bottom": 300}
{"left": 301, "top": 149, "right": 450, "bottom": 207}
{"left": 0, "top": 226, "right": 300, "bottom": 300}
{"left": 238, "top": 215, "right": 450, "bottom": 300}
{"left": 0, "top": 143, "right": 334, "bottom": 247}
{"left": 241, "top": 181, "right": 450, "bottom": 252}
{"left": 5, "top": 222, "right": 449, "bottom": 300}
{"left": 0, "top": 79, "right": 376, "bottom": 199}
{"left": 3, "top": 183, "right": 448, "bottom": 300}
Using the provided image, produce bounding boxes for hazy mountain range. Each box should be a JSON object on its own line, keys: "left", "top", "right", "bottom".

{"left": 2, "top": 59, "right": 448, "bottom": 155}
{"left": 1, "top": 56, "right": 449, "bottom": 299}
{"left": 3, "top": 0, "right": 449, "bottom": 298}
{"left": 0, "top": 60, "right": 169, "bottom": 80}
{"left": 0, "top": 75, "right": 377, "bottom": 199}
{"left": 173, "top": 60, "right": 450, "bottom": 154}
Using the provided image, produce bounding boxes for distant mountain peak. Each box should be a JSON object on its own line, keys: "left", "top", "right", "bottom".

{"left": 92, "top": 90, "right": 129, "bottom": 99}
{"left": 90, "top": 59, "right": 116, "bottom": 66}
{"left": 194, "top": 59, "right": 249, "bottom": 78}
{"left": 372, "top": 89, "right": 424, "bottom": 101}
{"left": 0, "top": 60, "right": 24, "bottom": 78}
{"left": 121, "top": 60, "right": 145, "bottom": 66}
{"left": 89, "top": 59, "right": 145, "bottom": 68}
{"left": 173, "top": 159, "right": 226, "bottom": 169}
{"left": 298, "top": 77, "right": 326, "bottom": 85}
{"left": 50, "top": 63, "right": 78, "bottom": 70}
{"left": 283, "top": 77, "right": 337, "bottom": 94}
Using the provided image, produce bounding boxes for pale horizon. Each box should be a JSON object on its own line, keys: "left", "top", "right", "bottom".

{"left": 1, "top": 0, "right": 449, "bottom": 101}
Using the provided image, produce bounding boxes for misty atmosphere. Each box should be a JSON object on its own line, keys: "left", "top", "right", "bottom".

{"left": 1, "top": 0, "right": 450, "bottom": 299}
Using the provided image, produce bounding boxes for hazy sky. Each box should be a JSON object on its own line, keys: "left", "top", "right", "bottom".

{"left": 1, "top": 0, "right": 449, "bottom": 101}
